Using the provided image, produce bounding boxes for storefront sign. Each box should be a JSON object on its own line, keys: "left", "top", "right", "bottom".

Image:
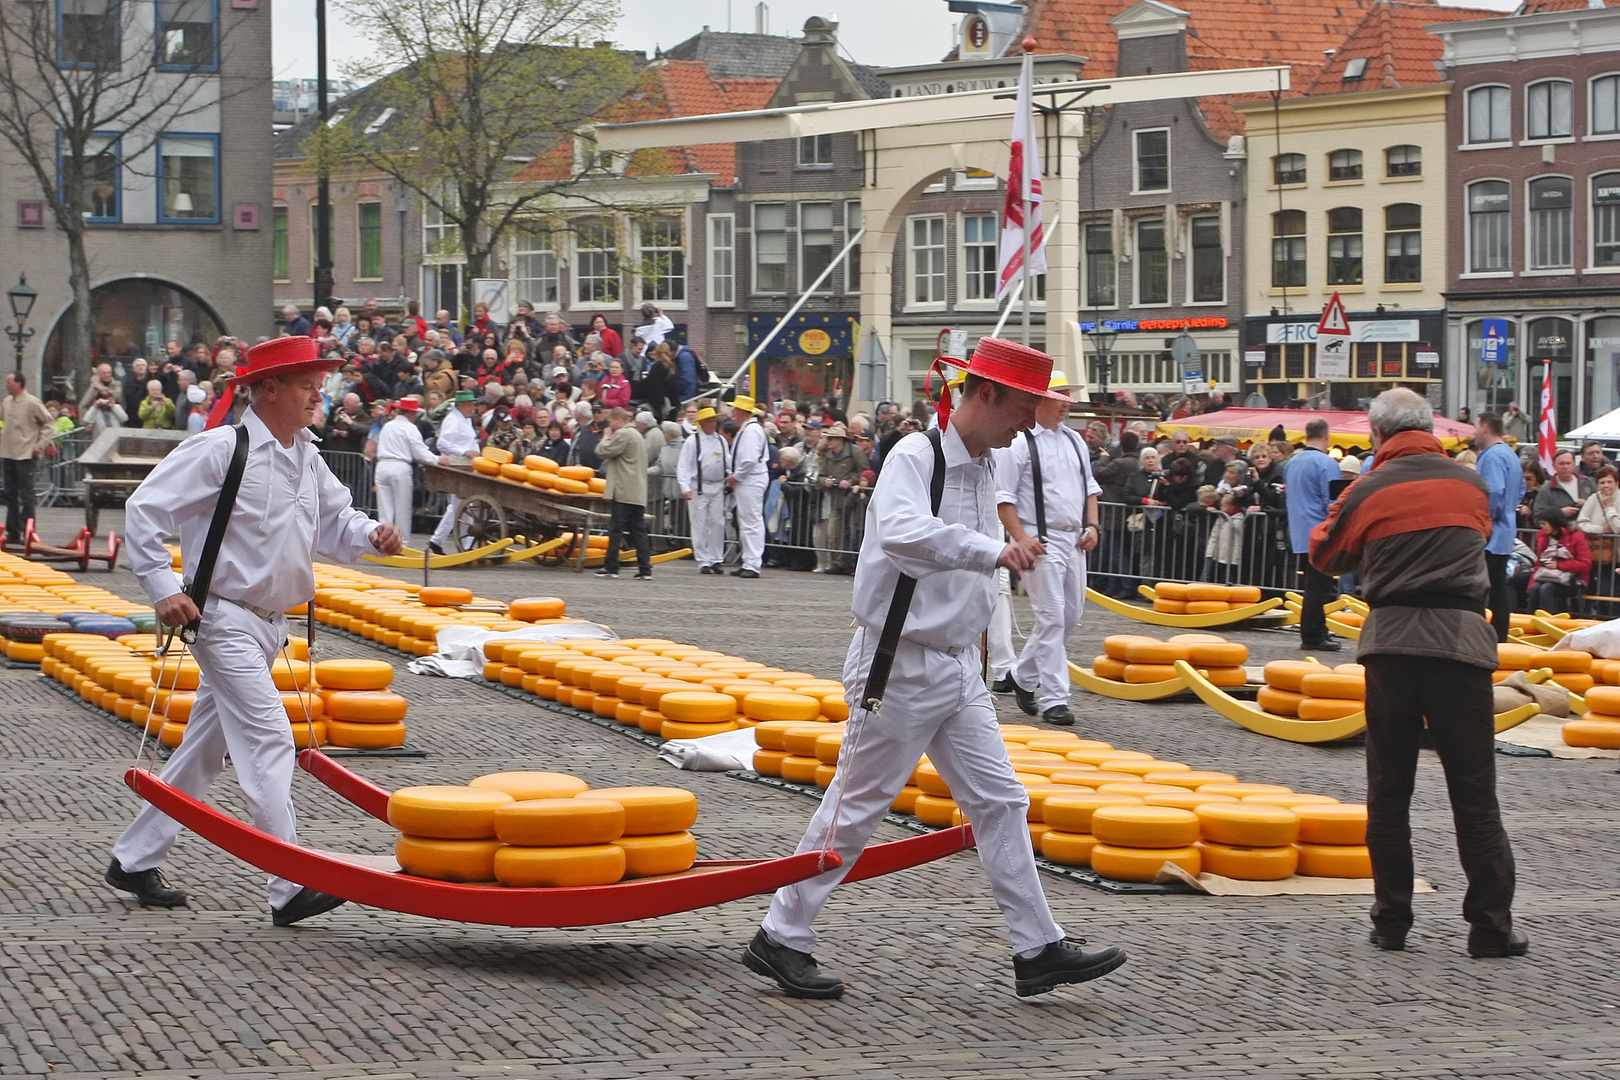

{"left": 1481, "top": 318, "right": 1509, "bottom": 364}
{"left": 799, "top": 329, "right": 832, "bottom": 354}
{"left": 1265, "top": 319, "right": 1421, "bottom": 344}
{"left": 1078, "top": 316, "right": 1230, "bottom": 333}
{"left": 1244, "top": 348, "right": 1266, "bottom": 366}
{"left": 747, "top": 312, "right": 857, "bottom": 357}
{"left": 1415, "top": 349, "right": 1439, "bottom": 367}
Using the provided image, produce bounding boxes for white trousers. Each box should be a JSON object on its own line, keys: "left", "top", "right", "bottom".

{"left": 988, "top": 567, "right": 1016, "bottom": 680}
{"left": 761, "top": 630, "right": 1065, "bottom": 956}
{"left": 690, "top": 487, "right": 726, "bottom": 567}
{"left": 374, "top": 460, "right": 414, "bottom": 541}
{"left": 734, "top": 479, "right": 766, "bottom": 571}
{"left": 430, "top": 495, "right": 461, "bottom": 546}
{"left": 1012, "top": 529, "right": 1087, "bottom": 712}
{"left": 113, "top": 598, "right": 303, "bottom": 909}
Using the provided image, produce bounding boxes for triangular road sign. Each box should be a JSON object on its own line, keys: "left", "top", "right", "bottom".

{"left": 1317, "top": 292, "right": 1351, "bottom": 336}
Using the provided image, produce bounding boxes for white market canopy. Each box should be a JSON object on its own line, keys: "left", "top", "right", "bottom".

{"left": 1566, "top": 407, "right": 1620, "bottom": 441}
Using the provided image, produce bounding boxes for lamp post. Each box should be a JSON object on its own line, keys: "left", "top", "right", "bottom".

{"left": 6, "top": 274, "right": 37, "bottom": 373}
{"left": 1088, "top": 321, "right": 1117, "bottom": 404}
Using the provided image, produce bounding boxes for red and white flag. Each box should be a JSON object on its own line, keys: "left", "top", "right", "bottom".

{"left": 996, "top": 47, "right": 1045, "bottom": 304}
{"left": 1538, "top": 362, "right": 1557, "bottom": 474}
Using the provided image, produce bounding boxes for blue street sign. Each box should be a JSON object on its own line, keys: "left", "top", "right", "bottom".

{"left": 1481, "top": 318, "right": 1509, "bottom": 364}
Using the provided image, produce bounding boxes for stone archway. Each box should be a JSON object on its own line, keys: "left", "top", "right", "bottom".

{"left": 42, "top": 276, "right": 225, "bottom": 400}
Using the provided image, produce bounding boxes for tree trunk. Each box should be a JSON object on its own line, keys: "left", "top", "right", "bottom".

{"left": 63, "top": 223, "right": 94, "bottom": 397}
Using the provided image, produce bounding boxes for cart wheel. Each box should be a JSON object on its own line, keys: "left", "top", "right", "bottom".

{"left": 454, "top": 495, "right": 507, "bottom": 556}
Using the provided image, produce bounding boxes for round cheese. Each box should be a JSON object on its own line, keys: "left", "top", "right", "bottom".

{"left": 1226, "top": 586, "right": 1262, "bottom": 604}
{"left": 388, "top": 785, "right": 513, "bottom": 839}
{"left": 1142, "top": 769, "right": 1236, "bottom": 790}
{"left": 494, "top": 797, "right": 625, "bottom": 846}
{"left": 323, "top": 690, "right": 409, "bottom": 723}
{"left": 1154, "top": 582, "right": 1191, "bottom": 600}
{"left": 1197, "top": 782, "right": 1292, "bottom": 798}
{"left": 1197, "top": 666, "right": 1249, "bottom": 688}
{"left": 1090, "top": 655, "right": 1129, "bottom": 681}
{"left": 814, "top": 763, "right": 836, "bottom": 789}
{"left": 1257, "top": 685, "right": 1305, "bottom": 716}
{"left": 1066, "top": 748, "right": 1152, "bottom": 766}
{"left": 753, "top": 748, "right": 787, "bottom": 776}
{"left": 1090, "top": 805, "right": 1201, "bottom": 849}
{"left": 658, "top": 691, "right": 738, "bottom": 723}
{"left": 1565, "top": 717, "right": 1620, "bottom": 748}
{"left": 1197, "top": 841, "right": 1298, "bottom": 881}
{"left": 1186, "top": 583, "right": 1229, "bottom": 602}
{"left": 1142, "top": 791, "right": 1237, "bottom": 811}
{"left": 616, "top": 832, "right": 698, "bottom": 877}
{"left": 325, "top": 719, "right": 408, "bottom": 749}
{"left": 150, "top": 658, "right": 201, "bottom": 690}
{"left": 1263, "top": 660, "right": 1326, "bottom": 692}
{"left": 1102, "top": 634, "right": 1156, "bottom": 661}
{"left": 1153, "top": 599, "right": 1189, "bottom": 613}
{"left": 395, "top": 835, "right": 502, "bottom": 882}
{"left": 661, "top": 718, "right": 738, "bottom": 740}
{"left": 1039, "top": 830, "right": 1098, "bottom": 867}
{"left": 313, "top": 658, "right": 395, "bottom": 690}
{"left": 493, "top": 843, "right": 625, "bottom": 887}
{"left": 891, "top": 785, "right": 923, "bottom": 814}
{"left": 1580, "top": 686, "right": 1620, "bottom": 716}
{"left": 1549, "top": 672, "right": 1596, "bottom": 694}
{"left": 912, "top": 761, "right": 952, "bottom": 797}
{"left": 911, "top": 794, "right": 959, "bottom": 827}
{"left": 158, "top": 720, "right": 187, "bottom": 748}
{"left": 1102, "top": 759, "right": 1189, "bottom": 778}
{"left": 780, "top": 723, "right": 838, "bottom": 757}
{"left": 819, "top": 694, "right": 850, "bottom": 722}
{"left": 1242, "top": 793, "right": 1340, "bottom": 809}
{"left": 1123, "top": 663, "right": 1179, "bottom": 684}
{"left": 779, "top": 754, "right": 821, "bottom": 784}
{"left": 1294, "top": 803, "right": 1368, "bottom": 845}
{"left": 1295, "top": 842, "right": 1372, "bottom": 878}
{"left": 813, "top": 732, "right": 844, "bottom": 765}
{"left": 480, "top": 446, "right": 513, "bottom": 466}
{"left": 1195, "top": 802, "right": 1300, "bottom": 847}
{"left": 1297, "top": 697, "right": 1364, "bottom": 721}
{"left": 469, "top": 772, "right": 589, "bottom": 801}
{"left": 1299, "top": 672, "right": 1365, "bottom": 700}
{"left": 582, "top": 787, "right": 698, "bottom": 835}
{"left": 1496, "top": 642, "right": 1542, "bottom": 670}
{"left": 743, "top": 691, "right": 822, "bottom": 723}
{"left": 1185, "top": 601, "right": 1230, "bottom": 615}
{"left": 1121, "top": 640, "right": 1190, "bottom": 664}
{"left": 1090, "top": 843, "right": 1201, "bottom": 882}
{"left": 1539, "top": 649, "right": 1592, "bottom": 673}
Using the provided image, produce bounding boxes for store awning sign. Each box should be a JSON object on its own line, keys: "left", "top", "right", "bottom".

{"left": 747, "top": 313, "right": 858, "bottom": 357}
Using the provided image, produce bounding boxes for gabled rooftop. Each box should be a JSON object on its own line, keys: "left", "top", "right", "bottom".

{"left": 1306, "top": 2, "right": 1499, "bottom": 94}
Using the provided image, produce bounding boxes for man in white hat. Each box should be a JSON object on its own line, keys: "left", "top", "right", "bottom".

{"left": 996, "top": 370, "right": 1099, "bottom": 726}
{"left": 678, "top": 406, "right": 730, "bottom": 573}
{"left": 726, "top": 394, "right": 769, "bottom": 578}
{"left": 743, "top": 338, "right": 1125, "bottom": 1001}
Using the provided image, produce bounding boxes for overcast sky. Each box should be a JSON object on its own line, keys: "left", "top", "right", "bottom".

{"left": 273, "top": 0, "right": 1523, "bottom": 82}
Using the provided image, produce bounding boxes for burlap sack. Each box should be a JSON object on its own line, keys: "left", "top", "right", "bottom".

{"left": 1499, "top": 669, "right": 1571, "bottom": 718}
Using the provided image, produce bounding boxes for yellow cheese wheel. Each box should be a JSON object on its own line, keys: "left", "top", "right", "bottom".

{"left": 1299, "top": 672, "right": 1365, "bottom": 701}
{"left": 1550, "top": 672, "right": 1596, "bottom": 694}
{"left": 1257, "top": 685, "right": 1305, "bottom": 716}
{"left": 325, "top": 719, "right": 408, "bottom": 749}
{"left": 5, "top": 641, "right": 43, "bottom": 663}
{"left": 482, "top": 660, "right": 507, "bottom": 682}
{"left": 533, "top": 678, "right": 562, "bottom": 700}
{"left": 1197, "top": 782, "right": 1292, "bottom": 798}
{"left": 505, "top": 596, "right": 566, "bottom": 622}
{"left": 468, "top": 772, "right": 589, "bottom": 801}
{"left": 779, "top": 754, "right": 821, "bottom": 784}
{"left": 1581, "top": 685, "right": 1620, "bottom": 716}
{"left": 471, "top": 456, "right": 503, "bottom": 476}
{"left": 1051, "top": 770, "right": 1145, "bottom": 788}
{"left": 617, "top": 832, "right": 698, "bottom": 877}
{"left": 820, "top": 694, "right": 850, "bottom": 721}
{"left": 661, "top": 718, "right": 738, "bottom": 740}
{"left": 1226, "top": 586, "right": 1262, "bottom": 604}
{"left": 1197, "top": 665, "right": 1249, "bottom": 688}
{"left": 1185, "top": 583, "right": 1228, "bottom": 602}
{"left": 1186, "top": 600, "right": 1230, "bottom": 615}
{"left": 313, "top": 658, "right": 395, "bottom": 690}
{"left": 1090, "top": 843, "right": 1201, "bottom": 881}
{"left": 1242, "top": 792, "right": 1340, "bottom": 809}
{"left": 1295, "top": 842, "right": 1372, "bottom": 878}
{"left": 499, "top": 462, "right": 531, "bottom": 483}
{"left": 1539, "top": 649, "right": 1592, "bottom": 673}
{"left": 1066, "top": 748, "right": 1151, "bottom": 765}
{"left": 1185, "top": 641, "right": 1248, "bottom": 667}
{"left": 1096, "top": 782, "right": 1189, "bottom": 799}
{"left": 582, "top": 787, "right": 698, "bottom": 835}
{"left": 1153, "top": 599, "right": 1189, "bottom": 614}
{"left": 1195, "top": 802, "right": 1300, "bottom": 847}
{"left": 1495, "top": 642, "right": 1542, "bottom": 670}
{"left": 1596, "top": 658, "right": 1620, "bottom": 685}
{"left": 1024, "top": 735, "right": 1084, "bottom": 753}
{"left": 494, "top": 797, "right": 625, "bottom": 846}
{"left": 418, "top": 586, "right": 474, "bottom": 608}
{"left": 1263, "top": 660, "right": 1325, "bottom": 692}
{"left": 912, "top": 761, "right": 952, "bottom": 797}
{"left": 288, "top": 721, "right": 328, "bottom": 749}
{"left": 1102, "top": 635, "right": 1156, "bottom": 661}
{"left": 480, "top": 445, "right": 514, "bottom": 466}
{"left": 1090, "top": 805, "right": 1201, "bottom": 849}
{"left": 158, "top": 721, "right": 187, "bottom": 748}
{"left": 1565, "top": 717, "right": 1620, "bottom": 748}
{"left": 1040, "top": 830, "right": 1098, "bottom": 867}
{"left": 742, "top": 691, "right": 822, "bottom": 723}
{"left": 753, "top": 748, "right": 787, "bottom": 775}
{"left": 1090, "top": 655, "right": 1129, "bottom": 681}
{"left": 567, "top": 688, "right": 599, "bottom": 711}
{"left": 147, "top": 691, "right": 195, "bottom": 723}
{"left": 1196, "top": 841, "right": 1298, "bottom": 881}
{"left": 813, "top": 763, "right": 836, "bottom": 789}
{"left": 751, "top": 720, "right": 804, "bottom": 752}
{"left": 781, "top": 723, "right": 838, "bottom": 757}
{"left": 1154, "top": 581, "right": 1191, "bottom": 600}
{"left": 395, "top": 835, "right": 502, "bottom": 882}
{"left": 912, "top": 794, "right": 959, "bottom": 827}
{"left": 1294, "top": 803, "right": 1369, "bottom": 845}
{"left": 1142, "top": 769, "right": 1236, "bottom": 790}
{"left": 554, "top": 464, "right": 594, "bottom": 482}
{"left": 1123, "top": 663, "right": 1180, "bottom": 684}
{"left": 657, "top": 691, "right": 737, "bottom": 723}
{"left": 636, "top": 708, "right": 667, "bottom": 734}
{"left": 1121, "top": 640, "right": 1191, "bottom": 664}
{"left": 388, "top": 785, "right": 514, "bottom": 839}
{"left": 493, "top": 843, "right": 625, "bottom": 887}
{"left": 150, "top": 658, "right": 201, "bottom": 690}
{"left": 1103, "top": 759, "right": 1188, "bottom": 778}
{"left": 813, "top": 732, "right": 844, "bottom": 765}
{"left": 637, "top": 680, "right": 699, "bottom": 711}
{"left": 1019, "top": 782, "right": 1074, "bottom": 822}
{"left": 1297, "top": 697, "right": 1364, "bottom": 721}
{"left": 280, "top": 690, "right": 323, "bottom": 721}
{"left": 1144, "top": 789, "right": 1240, "bottom": 813}
{"left": 324, "top": 690, "right": 409, "bottom": 723}
{"left": 891, "top": 785, "right": 923, "bottom": 814}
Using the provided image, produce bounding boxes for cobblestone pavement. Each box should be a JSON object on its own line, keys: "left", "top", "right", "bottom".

{"left": 3, "top": 508, "right": 1619, "bottom": 1078}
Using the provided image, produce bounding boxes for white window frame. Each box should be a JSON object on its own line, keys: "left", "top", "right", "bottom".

{"left": 636, "top": 213, "right": 687, "bottom": 307}
{"left": 797, "top": 133, "right": 833, "bottom": 170}
{"left": 906, "top": 213, "right": 947, "bottom": 309}
{"left": 572, "top": 216, "right": 621, "bottom": 309}
{"left": 751, "top": 202, "right": 787, "bottom": 295}
{"left": 958, "top": 211, "right": 998, "bottom": 307}
{"left": 1592, "top": 171, "right": 1620, "bottom": 271}
{"left": 1525, "top": 174, "right": 1574, "bottom": 273}
{"left": 1591, "top": 73, "right": 1620, "bottom": 138}
{"left": 1465, "top": 178, "right": 1512, "bottom": 277}
{"left": 844, "top": 200, "right": 862, "bottom": 295}
{"left": 422, "top": 182, "right": 459, "bottom": 257}
{"left": 1187, "top": 212, "right": 1224, "bottom": 304}
{"left": 1523, "top": 79, "right": 1574, "bottom": 143}
{"left": 1132, "top": 128, "right": 1170, "bottom": 194}
{"left": 797, "top": 201, "right": 835, "bottom": 295}
{"left": 706, "top": 212, "right": 735, "bottom": 307}
{"left": 953, "top": 168, "right": 998, "bottom": 191}
{"left": 510, "top": 227, "right": 558, "bottom": 309}
{"left": 1466, "top": 84, "right": 1511, "bottom": 147}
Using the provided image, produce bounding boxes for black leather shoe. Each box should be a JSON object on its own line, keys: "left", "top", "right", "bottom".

{"left": 1013, "top": 938, "right": 1127, "bottom": 997}
{"left": 742, "top": 929, "right": 844, "bottom": 999}
{"left": 594, "top": 569, "right": 619, "bottom": 578}
{"left": 272, "top": 887, "right": 348, "bottom": 927}
{"left": 1302, "top": 636, "right": 1342, "bottom": 652}
{"left": 733, "top": 568, "right": 760, "bottom": 579}
{"left": 1012, "top": 681, "right": 1039, "bottom": 716}
{"left": 990, "top": 675, "right": 1015, "bottom": 694}
{"left": 1043, "top": 704, "right": 1075, "bottom": 727}
{"left": 699, "top": 564, "right": 714, "bottom": 575}
{"left": 427, "top": 541, "right": 445, "bottom": 555}
{"left": 1467, "top": 927, "right": 1529, "bottom": 958}
{"left": 1369, "top": 928, "right": 1407, "bottom": 951}
{"left": 706, "top": 565, "right": 723, "bottom": 575}
{"left": 634, "top": 571, "right": 653, "bottom": 580}
{"left": 105, "top": 859, "right": 187, "bottom": 908}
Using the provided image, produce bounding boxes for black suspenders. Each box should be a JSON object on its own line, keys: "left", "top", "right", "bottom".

{"left": 1024, "top": 426, "right": 1091, "bottom": 545}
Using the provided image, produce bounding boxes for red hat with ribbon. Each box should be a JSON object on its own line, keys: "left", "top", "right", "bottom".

{"left": 926, "top": 336, "right": 1066, "bottom": 429}
{"left": 233, "top": 335, "right": 338, "bottom": 386}
{"left": 394, "top": 398, "right": 421, "bottom": 413}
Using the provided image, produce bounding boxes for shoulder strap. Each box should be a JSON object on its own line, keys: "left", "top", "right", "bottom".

{"left": 1025, "top": 429, "right": 1048, "bottom": 543}
{"left": 861, "top": 428, "right": 946, "bottom": 712}
{"left": 180, "top": 425, "right": 249, "bottom": 644}
{"left": 689, "top": 431, "right": 702, "bottom": 494}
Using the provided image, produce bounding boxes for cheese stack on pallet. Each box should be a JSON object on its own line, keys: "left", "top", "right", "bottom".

{"left": 1494, "top": 642, "right": 1595, "bottom": 692}
{"left": 1564, "top": 685, "right": 1620, "bottom": 749}
{"left": 0, "top": 554, "right": 154, "bottom": 663}
{"left": 1088, "top": 804, "right": 1203, "bottom": 880}
{"left": 1150, "top": 582, "right": 1262, "bottom": 615}
{"left": 1292, "top": 803, "right": 1373, "bottom": 877}
{"left": 315, "top": 658, "right": 409, "bottom": 749}
{"left": 1259, "top": 660, "right": 1365, "bottom": 720}
{"left": 753, "top": 719, "right": 840, "bottom": 778}
{"left": 1093, "top": 633, "right": 1248, "bottom": 687}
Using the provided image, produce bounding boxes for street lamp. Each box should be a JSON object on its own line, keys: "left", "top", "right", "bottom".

{"left": 1088, "top": 321, "right": 1117, "bottom": 404}
{"left": 6, "top": 274, "right": 37, "bottom": 373}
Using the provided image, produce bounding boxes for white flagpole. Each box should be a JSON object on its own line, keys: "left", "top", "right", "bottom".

{"left": 993, "top": 210, "right": 1060, "bottom": 340}
{"left": 1020, "top": 45, "right": 1034, "bottom": 347}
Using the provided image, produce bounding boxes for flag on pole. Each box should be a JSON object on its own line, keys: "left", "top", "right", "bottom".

{"left": 995, "top": 47, "right": 1045, "bottom": 304}
{"left": 1538, "top": 362, "right": 1557, "bottom": 475}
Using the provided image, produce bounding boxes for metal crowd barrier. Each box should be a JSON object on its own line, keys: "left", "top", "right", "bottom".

{"left": 647, "top": 477, "right": 871, "bottom": 569}
{"left": 39, "top": 427, "right": 94, "bottom": 506}
{"left": 1087, "top": 502, "right": 1305, "bottom": 598}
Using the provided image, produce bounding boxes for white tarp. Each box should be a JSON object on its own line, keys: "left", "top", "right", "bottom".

{"left": 1564, "top": 408, "right": 1620, "bottom": 442}
{"left": 657, "top": 726, "right": 759, "bottom": 771}
{"left": 407, "top": 621, "right": 616, "bottom": 678}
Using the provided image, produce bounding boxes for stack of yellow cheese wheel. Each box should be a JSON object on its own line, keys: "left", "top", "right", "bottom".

{"left": 1093, "top": 633, "right": 1248, "bottom": 687}
{"left": 1087, "top": 804, "right": 1203, "bottom": 880}
{"left": 1565, "top": 685, "right": 1620, "bottom": 749}
{"left": 0, "top": 553, "right": 153, "bottom": 662}
{"left": 1193, "top": 802, "right": 1301, "bottom": 880}
{"left": 1587, "top": 657, "right": 1620, "bottom": 686}
{"left": 1493, "top": 641, "right": 1596, "bottom": 692}
{"left": 1291, "top": 803, "right": 1373, "bottom": 877}
{"left": 315, "top": 658, "right": 409, "bottom": 749}
{"left": 1529, "top": 649, "right": 1595, "bottom": 694}
{"left": 390, "top": 784, "right": 515, "bottom": 882}
{"left": 1149, "top": 582, "right": 1262, "bottom": 615}
{"left": 1259, "top": 659, "right": 1367, "bottom": 720}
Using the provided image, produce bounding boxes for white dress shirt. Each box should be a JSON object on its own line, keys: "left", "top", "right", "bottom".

{"left": 376, "top": 414, "right": 438, "bottom": 465}
{"left": 677, "top": 429, "right": 730, "bottom": 495}
{"left": 436, "top": 406, "right": 480, "bottom": 458}
{"left": 994, "top": 422, "right": 1100, "bottom": 531}
{"left": 126, "top": 408, "right": 381, "bottom": 613}
{"left": 850, "top": 426, "right": 1005, "bottom": 650}
{"left": 732, "top": 418, "right": 770, "bottom": 485}
{"left": 634, "top": 314, "right": 675, "bottom": 346}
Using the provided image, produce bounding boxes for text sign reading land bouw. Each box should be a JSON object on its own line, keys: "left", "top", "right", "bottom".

{"left": 1315, "top": 292, "right": 1352, "bottom": 381}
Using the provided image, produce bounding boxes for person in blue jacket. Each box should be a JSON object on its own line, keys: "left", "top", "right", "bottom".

{"left": 1474, "top": 412, "right": 1526, "bottom": 642}
{"left": 1283, "top": 418, "right": 1345, "bottom": 651}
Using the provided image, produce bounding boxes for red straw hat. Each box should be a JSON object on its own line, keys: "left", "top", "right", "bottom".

{"left": 394, "top": 398, "right": 421, "bottom": 413}
{"left": 233, "top": 336, "right": 338, "bottom": 385}
{"left": 927, "top": 337, "right": 1063, "bottom": 428}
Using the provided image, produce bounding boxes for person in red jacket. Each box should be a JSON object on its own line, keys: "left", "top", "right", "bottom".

{"left": 588, "top": 313, "right": 622, "bottom": 358}
{"left": 598, "top": 358, "right": 633, "bottom": 409}
{"left": 1528, "top": 508, "right": 1591, "bottom": 613}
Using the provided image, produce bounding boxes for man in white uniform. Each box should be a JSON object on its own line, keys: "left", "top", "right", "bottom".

{"left": 743, "top": 338, "right": 1126, "bottom": 1000}
{"left": 428, "top": 390, "right": 480, "bottom": 553}
{"left": 726, "top": 394, "right": 769, "bottom": 579}
{"left": 677, "top": 406, "right": 729, "bottom": 574}
{"left": 107, "top": 336, "right": 404, "bottom": 924}
{"left": 997, "top": 371, "right": 1099, "bottom": 726}
{"left": 373, "top": 398, "right": 445, "bottom": 544}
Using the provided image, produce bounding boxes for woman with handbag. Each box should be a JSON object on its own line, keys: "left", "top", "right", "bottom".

{"left": 1124, "top": 446, "right": 1164, "bottom": 582}
{"left": 1576, "top": 465, "right": 1620, "bottom": 603}
{"left": 1529, "top": 507, "right": 1591, "bottom": 615}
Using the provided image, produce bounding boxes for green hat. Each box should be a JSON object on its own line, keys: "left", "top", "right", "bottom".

{"left": 454, "top": 390, "right": 476, "bottom": 402}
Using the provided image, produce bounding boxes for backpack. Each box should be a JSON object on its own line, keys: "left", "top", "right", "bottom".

{"left": 678, "top": 344, "right": 712, "bottom": 387}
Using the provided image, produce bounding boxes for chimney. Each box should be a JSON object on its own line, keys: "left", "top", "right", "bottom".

{"left": 756, "top": 2, "right": 769, "bottom": 35}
